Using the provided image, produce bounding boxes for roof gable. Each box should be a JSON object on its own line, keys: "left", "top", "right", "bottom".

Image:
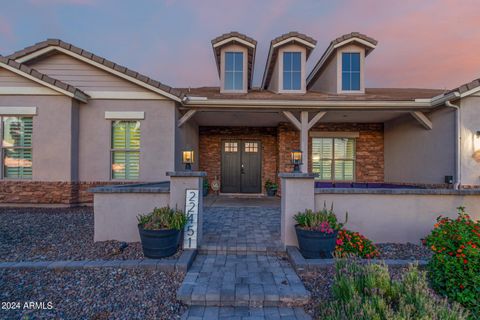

{"left": 8, "top": 39, "right": 181, "bottom": 102}
{"left": 0, "top": 56, "right": 89, "bottom": 102}
{"left": 307, "top": 32, "right": 377, "bottom": 89}
{"left": 261, "top": 32, "right": 316, "bottom": 90}
{"left": 211, "top": 32, "right": 257, "bottom": 89}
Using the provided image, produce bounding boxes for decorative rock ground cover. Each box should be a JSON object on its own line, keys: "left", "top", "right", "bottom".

{"left": 0, "top": 268, "right": 186, "bottom": 319}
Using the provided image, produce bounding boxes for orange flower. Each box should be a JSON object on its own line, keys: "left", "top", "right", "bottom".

{"left": 434, "top": 223, "right": 439, "bottom": 228}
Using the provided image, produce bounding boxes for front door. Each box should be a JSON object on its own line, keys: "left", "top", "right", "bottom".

{"left": 221, "top": 140, "right": 261, "bottom": 193}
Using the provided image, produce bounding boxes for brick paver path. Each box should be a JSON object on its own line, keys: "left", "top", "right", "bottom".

{"left": 179, "top": 206, "right": 311, "bottom": 319}
{"left": 201, "top": 207, "right": 283, "bottom": 253}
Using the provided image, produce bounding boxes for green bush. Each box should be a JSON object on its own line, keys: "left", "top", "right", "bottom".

{"left": 423, "top": 207, "right": 480, "bottom": 316}
{"left": 335, "top": 229, "right": 380, "bottom": 259}
{"left": 137, "top": 206, "right": 187, "bottom": 231}
{"left": 294, "top": 203, "right": 347, "bottom": 233}
{"left": 318, "top": 259, "right": 469, "bottom": 319}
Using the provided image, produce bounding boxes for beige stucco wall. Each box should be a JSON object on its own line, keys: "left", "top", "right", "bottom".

{"left": 175, "top": 108, "right": 199, "bottom": 171}
{"left": 78, "top": 99, "right": 176, "bottom": 182}
{"left": 309, "top": 55, "right": 337, "bottom": 93}
{"left": 384, "top": 108, "right": 455, "bottom": 184}
{"left": 94, "top": 192, "right": 170, "bottom": 242}
{"left": 219, "top": 44, "right": 248, "bottom": 93}
{"left": 459, "top": 95, "right": 480, "bottom": 186}
{"left": 315, "top": 192, "right": 480, "bottom": 243}
{"left": 0, "top": 95, "right": 76, "bottom": 181}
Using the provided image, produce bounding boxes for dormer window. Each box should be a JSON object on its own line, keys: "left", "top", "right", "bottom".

{"left": 283, "top": 52, "right": 301, "bottom": 90}
{"left": 341, "top": 52, "right": 361, "bottom": 91}
{"left": 224, "top": 52, "right": 244, "bottom": 91}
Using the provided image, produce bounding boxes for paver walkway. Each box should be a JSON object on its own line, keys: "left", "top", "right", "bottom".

{"left": 179, "top": 203, "right": 312, "bottom": 319}
{"left": 201, "top": 206, "right": 283, "bottom": 253}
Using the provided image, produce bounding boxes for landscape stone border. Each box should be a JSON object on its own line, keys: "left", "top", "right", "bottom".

{"left": 0, "top": 249, "right": 197, "bottom": 272}
{"left": 286, "top": 246, "right": 428, "bottom": 272}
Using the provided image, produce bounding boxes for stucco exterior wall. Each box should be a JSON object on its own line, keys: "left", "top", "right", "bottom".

{"left": 309, "top": 55, "right": 337, "bottom": 93}
{"left": 78, "top": 99, "right": 176, "bottom": 182}
{"left": 459, "top": 95, "right": 480, "bottom": 186}
{"left": 175, "top": 108, "right": 199, "bottom": 171}
{"left": 314, "top": 192, "right": 480, "bottom": 243}
{"left": 0, "top": 95, "right": 76, "bottom": 181}
{"left": 94, "top": 192, "right": 170, "bottom": 242}
{"left": 384, "top": 108, "right": 455, "bottom": 184}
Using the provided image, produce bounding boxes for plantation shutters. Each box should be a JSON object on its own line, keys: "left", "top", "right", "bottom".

{"left": 2, "top": 117, "right": 33, "bottom": 179}
{"left": 111, "top": 120, "right": 140, "bottom": 180}
{"left": 312, "top": 137, "right": 355, "bottom": 181}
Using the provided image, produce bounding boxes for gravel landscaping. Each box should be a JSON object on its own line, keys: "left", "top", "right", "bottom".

{"left": 376, "top": 242, "right": 432, "bottom": 260}
{"left": 0, "top": 207, "right": 182, "bottom": 262}
{"left": 0, "top": 268, "right": 186, "bottom": 319}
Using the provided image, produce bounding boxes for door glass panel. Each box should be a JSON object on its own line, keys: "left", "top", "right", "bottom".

{"left": 244, "top": 142, "right": 258, "bottom": 153}
{"left": 224, "top": 142, "right": 238, "bottom": 152}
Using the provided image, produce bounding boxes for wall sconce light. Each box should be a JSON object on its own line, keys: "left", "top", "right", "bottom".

{"left": 476, "top": 131, "right": 480, "bottom": 137}
{"left": 291, "top": 150, "right": 303, "bottom": 173}
{"left": 182, "top": 150, "right": 194, "bottom": 171}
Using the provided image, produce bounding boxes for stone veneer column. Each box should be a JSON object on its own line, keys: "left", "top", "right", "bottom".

{"left": 167, "top": 171, "right": 206, "bottom": 246}
{"left": 279, "top": 173, "right": 316, "bottom": 247}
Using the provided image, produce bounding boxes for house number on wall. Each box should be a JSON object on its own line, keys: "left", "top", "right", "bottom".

{"left": 184, "top": 189, "right": 199, "bottom": 249}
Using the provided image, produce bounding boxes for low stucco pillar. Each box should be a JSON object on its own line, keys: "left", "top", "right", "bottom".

{"left": 167, "top": 171, "right": 206, "bottom": 246}
{"left": 279, "top": 172, "right": 316, "bottom": 247}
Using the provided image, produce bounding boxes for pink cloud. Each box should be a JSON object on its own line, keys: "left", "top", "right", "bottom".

{"left": 0, "top": 17, "right": 13, "bottom": 39}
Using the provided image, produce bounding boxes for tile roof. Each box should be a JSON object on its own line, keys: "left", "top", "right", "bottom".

{"left": 0, "top": 56, "right": 89, "bottom": 101}
{"left": 307, "top": 32, "right": 378, "bottom": 89}
{"left": 181, "top": 87, "right": 444, "bottom": 102}
{"left": 262, "top": 32, "right": 317, "bottom": 90}
{"left": 211, "top": 32, "right": 257, "bottom": 89}
{"left": 7, "top": 39, "right": 182, "bottom": 100}
{"left": 446, "top": 78, "right": 480, "bottom": 95}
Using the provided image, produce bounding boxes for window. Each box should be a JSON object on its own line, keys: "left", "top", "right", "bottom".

{"left": 283, "top": 52, "right": 302, "bottom": 90}
{"left": 312, "top": 137, "right": 355, "bottom": 181}
{"left": 341, "top": 52, "right": 361, "bottom": 91}
{"left": 111, "top": 120, "right": 140, "bottom": 180}
{"left": 1, "top": 117, "right": 33, "bottom": 179}
{"left": 244, "top": 142, "right": 258, "bottom": 153}
{"left": 224, "top": 142, "right": 238, "bottom": 153}
{"left": 224, "top": 52, "right": 243, "bottom": 90}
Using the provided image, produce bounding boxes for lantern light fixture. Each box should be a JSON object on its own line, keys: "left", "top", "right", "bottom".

{"left": 290, "top": 150, "right": 303, "bottom": 173}
{"left": 182, "top": 150, "right": 194, "bottom": 171}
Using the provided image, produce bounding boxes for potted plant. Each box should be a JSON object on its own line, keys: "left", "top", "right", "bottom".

{"left": 203, "top": 179, "right": 210, "bottom": 197}
{"left": 294, "top": 203, "right": 347, "bottom": 259}
{"left": 137, "top": 206, "right": 187, "bottom": 258}
{"left": 265, "top": 179, "right": 278, "bottom": 197}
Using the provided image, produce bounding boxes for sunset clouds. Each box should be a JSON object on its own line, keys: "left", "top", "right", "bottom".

{"left": 0, "top": 0, "right": 478, "bottom": 89}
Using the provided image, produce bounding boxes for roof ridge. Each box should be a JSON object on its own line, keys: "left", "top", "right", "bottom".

{"left": 7, "top": 39, "right": 182, "bottom": 99}
{"left": 0, "top": 55, "right": 89, "bottom": 101}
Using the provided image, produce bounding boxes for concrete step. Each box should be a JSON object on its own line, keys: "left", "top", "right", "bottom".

{"left": 177, "top": 253, "right": 310, "bottom": 308}
{"left": 181, "top": 306, "right": 312, "bottom": 319}
{"left": 198, "top": 243, "right": 285, "bottom": 255}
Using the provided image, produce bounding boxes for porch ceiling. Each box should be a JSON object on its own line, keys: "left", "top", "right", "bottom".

{"left": 192, "top": 110, "right": 410, "bottom": 127}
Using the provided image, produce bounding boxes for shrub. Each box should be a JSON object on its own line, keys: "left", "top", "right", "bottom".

{"left": 318, "top": 259, "right": 469, "bottom": 319}
{"left": 264, "top": 179, "right": 278, "bottom": 190}
{"left": 294, "top": 203, "right": 347, "bottom": 233}
{"left": 423, "top": 206, "right": 480, "bottom": 316}
{"left": 137, "top": 206, "right": 187, "bottom": 231}
{"left": 335, "top": 229, "right": 380, "bottom": 259}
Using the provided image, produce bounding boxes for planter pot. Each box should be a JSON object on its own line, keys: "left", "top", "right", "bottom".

{"left": 138, "top": 225, "right": 181, "bottom": 258}
{"left": 266, "top": 188, "right": 277, "bottom": 197}
{"left": 295, "top": 225, "right": 338, "bottom": 259}
{"left": 203, "top": 186, "right": 209, "bottom": 197}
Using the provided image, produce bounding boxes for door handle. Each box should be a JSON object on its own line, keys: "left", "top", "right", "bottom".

{"left": 241, "top": 163, "right": 245, "bottom": 174}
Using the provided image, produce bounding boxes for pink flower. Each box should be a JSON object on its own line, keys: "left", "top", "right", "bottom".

{"left": 336, "top": 239, "right": 343, "bottom": 246}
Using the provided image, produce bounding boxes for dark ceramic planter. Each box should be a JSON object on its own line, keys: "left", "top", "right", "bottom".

{"left": 295, "top": 225, "right": 338, "bottom": 259}
{"left": 266, "top": 188, "right": 277, "bottom": 197}
{"left": 138, "top": 225, "right": 181, "bottom": 258}
{"left": 203, "top": 185, "right": 209, "bottom": 197}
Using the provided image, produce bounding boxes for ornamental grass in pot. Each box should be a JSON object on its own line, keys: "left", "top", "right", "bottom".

{"left": 294, "top": 203, "right": 347, "bottom": 259}
{"left": 137, "top": 206, "right": 187, "bottom": 259}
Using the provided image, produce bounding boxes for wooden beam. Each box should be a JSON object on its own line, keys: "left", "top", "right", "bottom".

{"left": 410, "top": 111, "right": 432, "bottom": 130}
{"left": 177, "top": 110, "right": 197, "bottom": 127}
{"left": 307, "top": 111, "right": 327, "bottom": 130}
{"left": 282, "top": 111, "right": 301, "bottom": 130}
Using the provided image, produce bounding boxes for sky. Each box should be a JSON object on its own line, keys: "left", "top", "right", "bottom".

{"left": 0, "top": 0, "right": 479, "bottom": 90}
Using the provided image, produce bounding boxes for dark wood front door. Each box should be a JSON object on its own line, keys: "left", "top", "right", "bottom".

{"left": 221, "top": 140, "right": 261, "bottom": 193}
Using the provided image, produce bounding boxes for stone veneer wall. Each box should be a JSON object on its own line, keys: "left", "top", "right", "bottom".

{"left": 0, "top": 181, "right": 138, "bottom": 205}
{"left": 278, "top": 122, "right": 385, "bottom": 182}
{"left": 198, "top": 127, "right": 278, "bottom": 193}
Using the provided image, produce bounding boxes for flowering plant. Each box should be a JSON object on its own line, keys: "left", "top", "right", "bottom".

{"left": 335, "top": 229, "right": 379, "bottom": 259}
{"left": 423, "top": 207, "right": 479, "bottom": 314}
{"left": 294, "top": 202, "right": 347, "bottom": 233}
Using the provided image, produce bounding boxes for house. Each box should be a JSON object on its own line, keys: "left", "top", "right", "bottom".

{"left": 1, "top": 31, "right": 480, "bottom": 208}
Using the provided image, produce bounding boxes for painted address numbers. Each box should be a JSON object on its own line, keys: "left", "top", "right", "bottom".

{"left": 184, "top": 189, "right": 199, "bottom": 249}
